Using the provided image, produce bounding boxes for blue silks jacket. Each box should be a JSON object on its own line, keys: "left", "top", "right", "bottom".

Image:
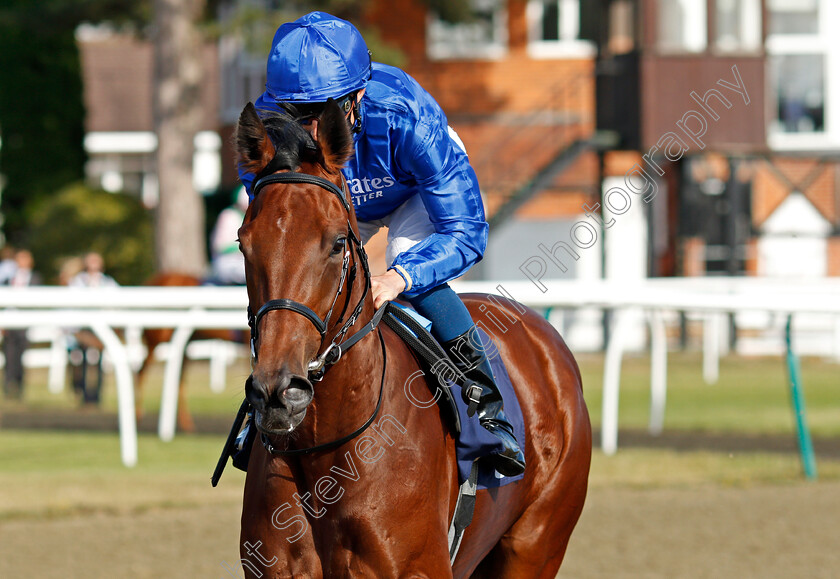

{"left": 239, "top": 63, "right": 488, "bottom": 298}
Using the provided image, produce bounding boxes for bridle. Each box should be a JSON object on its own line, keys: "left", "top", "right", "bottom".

{"left": 246, "top": 170, "right": 388, "bottom": 456}
{"left": 247, "top": 171, "right": 381, "bottom": 380}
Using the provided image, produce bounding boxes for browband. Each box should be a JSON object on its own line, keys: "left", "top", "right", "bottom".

{"left": 253, "top": 172, "right": 350, "bottom": 213}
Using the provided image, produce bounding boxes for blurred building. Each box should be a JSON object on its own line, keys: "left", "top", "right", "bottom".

{"left": 77, "top": 1, "right": 840, "bottom": 282}
{"left": 77, "top": 24, "right": 223, "bottom": 207}
{"left": 609, "top": 0, "right": 840, "bottom": 279}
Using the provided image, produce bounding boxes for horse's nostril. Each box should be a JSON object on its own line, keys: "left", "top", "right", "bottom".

{"left": 283, "top": 387, "right": 310, "bottom": 405}
{"left": 279, "top": 377, "right": 314, "bottom": 412}
{"left": 245, "top": 375, "right": 269, "bottom": 408}
{"left": 248, "top": 370, "right": 313, "bottom": 413}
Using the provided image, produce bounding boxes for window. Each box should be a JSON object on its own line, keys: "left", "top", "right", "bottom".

{"left": 715, "top": 0, "right": 762, "bottom": 52}
{"left": 607, "top": 0, "right": 636, "bottom": 55}
{"left": 767, "top": 0, "right": 839, "bottom": 149}
{"left": 526, "top": 0, "right": 596, "bottom": 58}
{"left": 772, "top": 54, "right": 825, "bottom": 134}
{"left": 768, "top": 0, "right": 819, "bottom": 35}
{"left": 220, "top": 35, "right": 267, "bottom": 124}
{"left": 657, "top": 0, "right": 707, "bottom": 53}
{"left": 427, "top": 0, "right": 507, "bottom": 60}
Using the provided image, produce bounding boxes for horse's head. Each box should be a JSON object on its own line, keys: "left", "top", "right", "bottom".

{"left": 235, "top": 100, "right": 359, "bottom": 435}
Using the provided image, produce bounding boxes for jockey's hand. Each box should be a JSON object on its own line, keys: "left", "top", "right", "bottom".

{"left": 371, "top": 269, "right": 406, "bottom": 309}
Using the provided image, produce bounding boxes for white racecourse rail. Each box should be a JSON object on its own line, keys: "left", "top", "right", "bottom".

{"left": 1, "top": 279, "right": 839, "bottom": 466}
{"left": 0, "top": 286, "right": 249, "bottom": 467}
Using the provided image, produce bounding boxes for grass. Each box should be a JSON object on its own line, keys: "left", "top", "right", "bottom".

{"left": 0, "top": 430, "right": 245, "bottom": 521}
{"left": 1, "top": 429, "right": 837, "bottom": 523}
{"left": 575, "top": 351, "right": 840, "bottom": 437}
{"left": 9, "top": 350, "right": 839, "bottom": 436}
{"left": 1, "top": 351, "right": 838, "bottom": 521}
{"left": 7, "top": 360, "right": 250, "bottom": 417}
{"left": 588, "top": 448, "right": 840, "bottom": 489}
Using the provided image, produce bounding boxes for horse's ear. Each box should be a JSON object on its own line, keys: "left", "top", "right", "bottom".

{"left": 235, "top": 102, "right": 276, "bottom": 176}
{"left": 317, "top": 98, "right": 354, "bottom": 173}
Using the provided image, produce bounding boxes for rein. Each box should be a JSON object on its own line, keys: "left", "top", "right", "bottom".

{"left": 248, "top": 169, "right": 387, "bottom": 456}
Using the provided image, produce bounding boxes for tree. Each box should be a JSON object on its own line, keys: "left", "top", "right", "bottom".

{"left": 0, "top": 2, "right": 86, "bottom": 244}
{"left": 152, "top": 0, "right": 207, "bottom": 276}
{"left": 0, "top": 1, "right": 152, "bottom": 245}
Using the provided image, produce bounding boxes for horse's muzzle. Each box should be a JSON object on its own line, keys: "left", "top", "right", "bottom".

{"left": 246, "top": 369, "right": 314, "bottom": 433}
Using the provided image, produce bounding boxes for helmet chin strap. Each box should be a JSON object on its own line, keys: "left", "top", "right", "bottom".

{"left": 350, "top": 103, "right": 363, "bottom": 134}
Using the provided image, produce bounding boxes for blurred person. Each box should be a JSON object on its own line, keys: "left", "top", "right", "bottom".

{"left": 240, "top": 12, "right": 523, "bottom": 474}
{"left": 58, "top": 256, "right": 87, "bottom": 398}
{"left": 0, "top": 245, "right": 16, "bottom": 284}
{"left": 70, "top": 252, "right": 118, "bottom": 289}
{"left": 68, "top": 252, "right": 118, "bottom": 405}
{"left": 2, "top": 249, "right": 41, "bottom": 399}
{"left": 209, "top": 186, "right": 248, "bottom": 285}
{"left": 58, "top": 256, "right": 84, "bottom": 287}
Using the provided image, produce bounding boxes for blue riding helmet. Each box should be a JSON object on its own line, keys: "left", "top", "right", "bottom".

{"left": 265, "top": 12, "right": 371, "bottom": 103}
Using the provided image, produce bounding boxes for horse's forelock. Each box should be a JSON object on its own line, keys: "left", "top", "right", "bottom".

{"left": 260, "top": 111, "right": 319, "bottom": 170}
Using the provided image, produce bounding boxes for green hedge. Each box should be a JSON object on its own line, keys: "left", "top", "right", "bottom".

{"left": 27, "top": 183, "right": 155, "bottom": 285}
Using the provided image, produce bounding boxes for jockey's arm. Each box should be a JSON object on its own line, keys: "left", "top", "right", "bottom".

{"left": 387, "top": 117, "right": 488, "bottom": 297}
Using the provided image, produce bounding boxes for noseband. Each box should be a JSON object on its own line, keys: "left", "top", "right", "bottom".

{"left": 247, "top": 171, "right": 379, "bottom": 380}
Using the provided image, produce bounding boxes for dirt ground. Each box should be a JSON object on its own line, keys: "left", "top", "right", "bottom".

{"left": 2, "top": 480, "right": 839, "bottom": 578}
{"left": 563, "top": 482, "right": 840, "bottom": 579}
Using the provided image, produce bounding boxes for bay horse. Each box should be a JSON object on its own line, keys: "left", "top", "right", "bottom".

{"left": 235, "top": 99, "right": 591, "bottom": 577}
{"left": 137, "top": 272, "right": 248, "bottom": 432}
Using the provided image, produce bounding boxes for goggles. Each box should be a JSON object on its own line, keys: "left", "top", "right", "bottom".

{"left": 283, "top": 92, "right": 356, "bottom": 123}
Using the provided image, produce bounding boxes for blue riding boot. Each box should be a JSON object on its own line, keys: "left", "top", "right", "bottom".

{"left": 443, "top": 327, "right": 526, "bottom": 477}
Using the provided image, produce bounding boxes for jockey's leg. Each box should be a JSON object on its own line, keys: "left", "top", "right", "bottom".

{"left": 407, "top": 284, "right": 526, "bottom": 476}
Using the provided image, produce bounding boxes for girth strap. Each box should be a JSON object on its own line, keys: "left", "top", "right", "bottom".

{"left": 448, "top": 460, "right": 480, "bottom": 564}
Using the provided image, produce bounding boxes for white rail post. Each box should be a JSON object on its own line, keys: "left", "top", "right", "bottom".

{"left": 703, "top": 312, "right": 721, "bottom": 384}
{"left": 648, "top": 309, "right": 668, "bottom": 435}
{"left": 47, "top": 330, "right": 68, "bottom": 394}
{"left": 833, "top": 315, "right": 840, "bottom": 362}
{"left": 158, "top": 323, "right": 195, "bottom": 441}
{"left": 91, "top": 322, "right": 137, "bottom": 467}
{"left": 602, "top": 309, "right": 633, "bottom": 455}
{"left": 209, "top": 340, "right": 229, "bottom": 393}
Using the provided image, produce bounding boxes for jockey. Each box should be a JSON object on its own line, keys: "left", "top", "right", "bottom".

{"left": 239, "top": 11, "right": 524, "bottom": 476}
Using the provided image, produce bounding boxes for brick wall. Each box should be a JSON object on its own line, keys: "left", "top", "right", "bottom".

{"left": 363, "top": 0, "right": 600, "bottom": 222}
{"left": 365, "top": 0, "right": 595, "bottom": 119}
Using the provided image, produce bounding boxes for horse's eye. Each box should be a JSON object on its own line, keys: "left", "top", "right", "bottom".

{"left": 331, "top": 237, "right": 347, "bottom": 256}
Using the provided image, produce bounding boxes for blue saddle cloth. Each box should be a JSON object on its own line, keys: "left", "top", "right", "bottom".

{"left": 450, "top": 328, "right": 526, "bottom": 490}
